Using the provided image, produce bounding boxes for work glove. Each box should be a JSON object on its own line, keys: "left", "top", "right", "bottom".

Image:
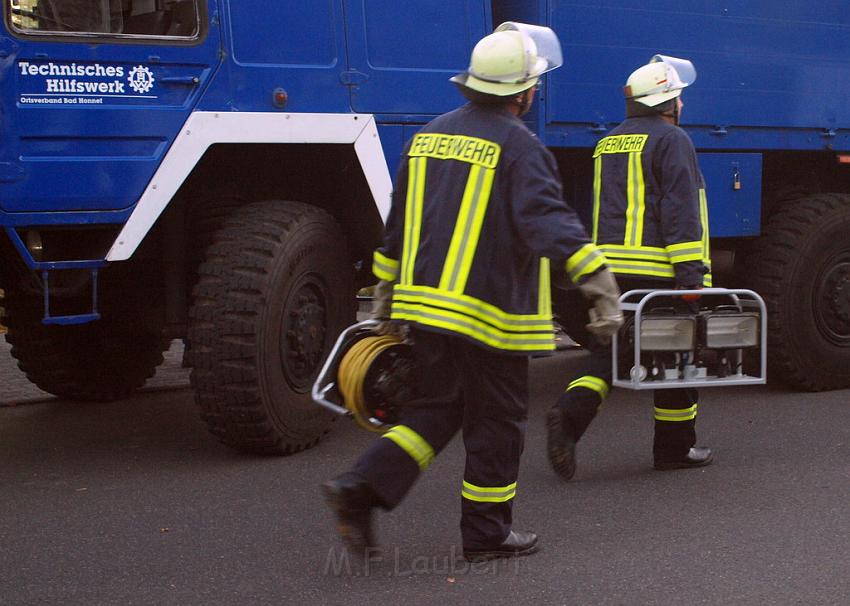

{"left": 676, "top": 284, "right": 703, "bottom": 302}
{"left": 577, "top": 268, "right": 624, "bottom": 345}
{"left": 369, "top": 280, "right": 407, "bottom": 338}
{"left": 675, "top": 283, "right": 704, "bottom": 313}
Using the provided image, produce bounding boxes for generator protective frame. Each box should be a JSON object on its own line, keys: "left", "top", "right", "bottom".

{"left": 612, "top": 288, "right": 767, "bottom": 390}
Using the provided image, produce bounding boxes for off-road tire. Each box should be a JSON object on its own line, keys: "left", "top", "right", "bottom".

{"left": 745, "top": 193, "right": 850, "bottom": 391}
{"left": 3, "top": 276, "right": 166, "bottom": 401}
{"left": 189, "top": 201, "right": 355, "bottom": 454}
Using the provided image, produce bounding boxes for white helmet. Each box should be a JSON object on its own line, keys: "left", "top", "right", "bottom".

{"left": 451, "top": 22, "right": 563, "bottom": 97}
{"left": 624, "top": 55, "right": 697, "bottom": 107}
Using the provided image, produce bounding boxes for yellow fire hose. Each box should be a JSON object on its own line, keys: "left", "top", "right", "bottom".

{"left": 337, "top": 334, "right": 404, "bottom": 432}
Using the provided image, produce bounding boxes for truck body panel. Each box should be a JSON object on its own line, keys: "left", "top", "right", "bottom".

{"left": 1, "top": 1, "right": 849, "bottom": 452}
{"left": 1, "top": 3, "right": 219, "bottom": 221}
{"left": 545, "top": 2, "right": 850, "bottom": 151}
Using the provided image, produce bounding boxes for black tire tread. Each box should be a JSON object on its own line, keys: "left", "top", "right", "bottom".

{"left": 188, "top": 201, "right": 351, "bottom": 454}
{"left": 3, "top": 285, "right": 166, "bottom": 401}
{"left": 746, "top": 192, "right": 850, "bottom": 391}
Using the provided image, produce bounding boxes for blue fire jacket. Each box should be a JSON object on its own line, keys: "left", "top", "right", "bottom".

{"left": 591, "top": 114, "right": 711, "bottom": 287}
{"left": 372, "top": 103, "right": 606, "bottom": 354}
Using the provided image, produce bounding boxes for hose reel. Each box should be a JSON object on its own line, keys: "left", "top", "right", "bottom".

{"left": 312, "top": 321, "right": 415, "bottom": 432}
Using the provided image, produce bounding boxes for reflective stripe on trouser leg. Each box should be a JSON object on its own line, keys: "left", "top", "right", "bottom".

{"left": 382, "top": 425, "right": 434, "bottom": 470}
{"left": 653, "top": 388, "right": 698, "bottom": 461}
{"left": 353, "top": 330, "right": 465, "bottom": 509}
{"left": 459, "top": 343, "right": 529, "bottom": 550}
{"left": 568, "top": 375, "right": 610, "bottom": 400}
{"left": 654, "top": 404, "right": 697, "bottom": 422}
{"left": 556, "top": 344, "right": 613, "bottom": 442}
{"left": 462, "top": 481, "right": 517, "bottom": 503}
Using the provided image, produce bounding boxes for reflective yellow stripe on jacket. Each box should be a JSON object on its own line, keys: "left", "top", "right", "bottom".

{"left": 666, "top": 241, "right": 704, "bottom": 263}
{"left": 699, "top": 188, "right": 713, "bottom": 286}
{"left": 391, "top": 284, "right": 555, "bottom": 352}
{"left": 391, "top": 133, "right": 558, "bottom": 352}
{"left": 592, "top": 132, "right": 712, "bottom": 286}
{"left": 565, "top": 243, "right": 606, "bottom": 283}
{"left": 598, "top": 244, "right": 676, "bottom": 279}
{"left": 439, "top": 164, "right": 496, "bottom": 293}
{"left": 538, "top": 258, "right": 551, "bottom": 317}
{"left": 624, "top": 150, "right": 646, "bottom": 247}
{"left": 373, "top": 250, "right": 399, "bottom": 282}
{"left": 400, "top": 156, "right": 427, "bottom": 285}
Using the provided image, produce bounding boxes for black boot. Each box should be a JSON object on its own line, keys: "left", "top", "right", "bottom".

{"left": 463, "top": 530, "right": 540, "bottom": 562}
{"left": 322, "top": 473, "right": 377, "bottom": 552}
{"left": 654, "top": 447, "right": 713, "bottom": 471}
{"left": 546, "top": 406, "right": 577, "bottom": 481}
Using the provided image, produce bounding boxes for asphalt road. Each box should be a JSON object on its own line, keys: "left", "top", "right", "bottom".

{"left": 1, "top": 351, "right": 848, "bottom": 606}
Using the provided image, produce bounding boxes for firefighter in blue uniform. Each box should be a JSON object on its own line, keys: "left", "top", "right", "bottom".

{"left": 547, "top": 55, "right": 714, "bottom": 479}
{"left": 323, "top": 23, "right": 623, "bottom": 562}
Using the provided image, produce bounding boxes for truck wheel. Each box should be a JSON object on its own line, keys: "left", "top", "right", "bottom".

{"left": 3, "top": 279, "right": 167, "bottom": 401}
{"left": 746, "top": 193, "right": 850, "bottom": 390}
{"left": 189, "top": 201, "right": 355, "bottom": 454}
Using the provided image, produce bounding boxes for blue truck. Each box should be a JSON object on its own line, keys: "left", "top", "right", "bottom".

{"left": 2, "top": 1, "right": 849, "bottom": 453}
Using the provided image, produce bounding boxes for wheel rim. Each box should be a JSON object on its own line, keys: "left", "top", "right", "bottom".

{"left": 281, "top": 275, "right": 328, "bottom": 391}
{"left": 813, "top": 251, "right": 850, "bottom": 346}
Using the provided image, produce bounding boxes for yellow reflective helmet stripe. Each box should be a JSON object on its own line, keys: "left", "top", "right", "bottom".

{"left": 566, "top": 243, "right": 606, "bottom": 283}
{"left": 439, "top": 164, "right": 495, "bottom": 292}
{"left": 461, "top": 481, "right": 517, "bottom": 503}
{"left": 567, "top": 375, "right": 610, "bottom": 399}
{"left": 382, "top": 425, "right": 435, "bottom": 470}
{"left": 373, "top": 250, "right": 399, "bottom": 282}
{"left": 400, "top": 156, "right": 427, "bottom": 285}
{"left": 654, "top": 404, "right": 698, "bottom": 422}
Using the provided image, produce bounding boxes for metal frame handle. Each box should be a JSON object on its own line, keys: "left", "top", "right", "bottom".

{"left": 612, "top": 288, "right": 767, "bottom": 390}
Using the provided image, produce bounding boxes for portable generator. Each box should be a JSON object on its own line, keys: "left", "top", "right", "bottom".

{"left": 613, "top": 288, "right": 767, "bottom": 390}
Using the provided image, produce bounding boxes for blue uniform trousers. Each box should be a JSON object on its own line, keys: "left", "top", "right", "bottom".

{"left": 353, "top": 328, "right": 529, "bottom": 550}
{"left": 554, "top": 277, "right": 699, "bottom": 462}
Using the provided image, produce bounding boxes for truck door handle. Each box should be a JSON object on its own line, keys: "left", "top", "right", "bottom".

{"left": 160, "top": 76, "right": 200, "bottom": 86}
